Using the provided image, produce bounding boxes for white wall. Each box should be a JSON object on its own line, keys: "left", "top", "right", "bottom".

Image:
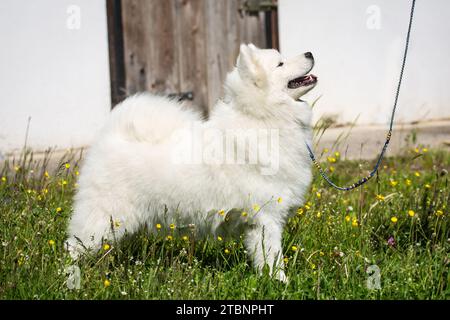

{"left": 279, "top": 0, "right": 450, "bottom": 125}
{"left": 0, "top": 0, "right": 110, "bottom": 155}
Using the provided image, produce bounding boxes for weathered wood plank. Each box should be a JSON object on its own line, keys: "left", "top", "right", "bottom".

{"left": 175, "top": 0, "right": 208, "bottom": 115}
{"left": 121, "top": 0, "right": 180, "bottom": 96}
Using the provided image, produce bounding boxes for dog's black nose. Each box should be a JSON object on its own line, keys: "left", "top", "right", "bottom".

{"left": 304, "top": 52, "right": 313, "bottom": 59}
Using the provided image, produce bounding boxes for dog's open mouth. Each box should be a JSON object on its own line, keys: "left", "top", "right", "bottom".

{"left": 287, "top": 74, "right": 317, "bottom": 89}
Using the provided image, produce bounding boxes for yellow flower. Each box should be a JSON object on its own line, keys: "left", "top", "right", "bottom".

{"left": 156, "top": 223, "right": 162, "bottom": 230}
{"left": 283, "top": 257, "right": 289, "bottom": 264}
{"left": 352, "top": 219, "right": 358, "bottom": 227}
{"left": 43, "top": 188, "right": 48, "bottom": 194}
{"left": 103, "top": 279, "right": 111, "bottom": 288}
{"left": 1, "top": 176, "right": 6, "bottom": 182}
{"left": 44, "top": 171, "right": 49, "bottom": 178}
{"left": 316, "top": 211, "right": 322, "bottom": 218}
{"left": 436, "top": 210, "right": 443, "bottom": 217}
{"left": 406, "top": 179, "right": 412, "bottom": 186}
{"left": 241, "top": 211, "right": 248, "bottom": 217}
{"left": 316, "top": 192, "right": 321, "bottom": 199}
{"left": 408, "top": 210, "right": 415, "bottom": 217}
{"left": 345, "top": 215, "right": 351, "bottom": 222}
{"left": 166, "top": 235, "right": 173, "bottom": 241}
{"left": 217, "top": 236, "right": 223, "bottom": 242}
{"left": 224, "top": 249, "right": 230, "bottom": 254}
{"left": 297, "top": 208, "right": 304, "bottom": 215}
{"left": 48, "top": 239, "right": 55, "bottom": 246}
{"left": 114, "top": 220, "right": 121, "bottom": 228}
{"left": 277, "top": 197, "right": 283, "bottom": 204}
{"left": 422, "top": 148, "right": 428, "bottom": 153}
{"left": 252, "top": 204, "right": 260, "bottom": 212}
{"left": 75, "top": 171, "right": 80, "bottom": 176}
{"left": 414, "top": 147, "right": 420, "bottom": 154}
{"left": 376, "top": 194, "right": 385, "bottom": 201}
{"left": 327, "top": 156, "right": 337, "bottom": 163}
{"left": 310, "top": 263, "right": 316, "bottom": 270}
{"left": 61, "top": 180, "right": 68, "bottom": 186}
{"left": 103, "top": 244, "right": 110, "bottom": 251}
{"left": 182, "top": 236, "right": 189, "bottom": 241}
{"left": 323, "top": 148, "right": 329, "bottom": 153}
{"left": 335, "top": 151, "right": 340, "bottom": 158}
{"left": 65, "top": 163, "right": 71, "bottom": 169}
{"left": 56, "top": 207, "right": 62, "bottom": 213}
{"left": 389, "top": 180, "right": 398, "bottom": 187}
{"left": 169, "top": 223, "right": 175, "bottom": 230}
{"left": 319, "top": 251, "right": 325, "bottom": 256}
{"left": 414, "top": 171, "right": 421, "bottom": 177}
{"left": 291, "top": 245, "right": 298, "bottom": 252}
{"left": 304, "top": 204, "right": 311, "bottom": 210}
{"left": 218, "top": 209, "right": 225, "bottom": 216}
{"left": 424, "top": 184, "right": 431, "bottom": 189}
{"left": 329, "top": 166, "right": 335, "bottom": 173}
{"left": 391, "top": 216, "right": 398, "bottom": 223}
{"left": 14, "top": 166, "right": 20, "bottom": 172}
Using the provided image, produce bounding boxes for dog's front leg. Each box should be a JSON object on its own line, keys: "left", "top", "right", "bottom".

{"left": 245, "top": 214, "right": 287, "bottom": 282}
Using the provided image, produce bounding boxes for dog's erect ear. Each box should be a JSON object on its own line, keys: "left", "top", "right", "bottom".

{"left": 237, "top": 44, "right": 266, "bottom": 87}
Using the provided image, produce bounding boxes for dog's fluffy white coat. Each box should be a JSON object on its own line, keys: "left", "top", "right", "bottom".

{"left": 67, "top": 44, "right": 316, "bottom": 281}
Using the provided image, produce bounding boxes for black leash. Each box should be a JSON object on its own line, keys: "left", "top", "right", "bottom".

{"left": 306, "top": 0, "right": 416, "bottom": 191}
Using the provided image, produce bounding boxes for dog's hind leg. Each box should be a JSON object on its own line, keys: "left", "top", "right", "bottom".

{"left": 244, "top": 214, "right": 287, "bottom": 283}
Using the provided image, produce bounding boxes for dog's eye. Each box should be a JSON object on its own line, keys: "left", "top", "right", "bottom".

{"left": 277, "top": 62, "right": 284, "bottom": 67}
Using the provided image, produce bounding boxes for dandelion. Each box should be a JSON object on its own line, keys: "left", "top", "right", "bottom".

{"left": 156, "top": 223, "right": 162, "bottom": 230}
{"left": 75, "top": 170, "right": 80, "bottom": 176}
{"left": 436, "top": 210, "right": 443, "bottom": 217}
{"left": 327, "top": 156, "right": 337, "bottom": 163}
{"left": 352, "top": 219, "right": 358, "bottom": 227}
{"left": 408, "top": 210, "right": 415, "bottom": 217}
{"left": 103, "top": 244, "right": 110, "bottom": 251}
{"left": 252, "top": 204, "right": 260, "bottom": 212}
{"left": 217, "top": 236, "right": 223, "bottom": 242}
{"left": 319, "top": 251, "right": 325, "bottom": 256}
{"left": 14, "top": 166, "right": 20, "bottom": 172}
{"left": 241, "top": 211, "right": 248, "bottom": 217}
{"left": 43, "top": 188, "right": 48, "bottom": 195}
{"left": 335, "top": 151, "right": 340, "bottom": 158}
{"left": 224, "top": 249, "right": 230, "bottom": 254}
{"left": 422, "top": 148, "right": 428, "bottom": 153}
{"left": 304, "top": 204, "right": 311, "bottom": 210}
{"left": 389, "top": 180, "right": 398, "bottom": 187}
{"left": 166, "top": 235, "right": 173, "bottom": 241}
{"left": 56, "top": 207, "right": 62, "bottom": 213}
{"left": 316, "top": 211, "right": 322, "bottom": 218}
{"left": 391, "top": 216, "right": 398, "bottom": 224}
{"left": 310, "top": 263, "right": 316, "bottom": 270}
{"left": 218, "top": 209, "right": 225, "bottom": 216}
{"left": 1, "top": 176, "right": 6, "bottom": 182}
{"left": 345, "top": 215, "right": 351, "bottom": 222}
{"left": 103, "top": 279, "right": 111, "bottom": 288}
{"left": 424, "top": 184, "right": 431, "bottom": 189}
{"left": 277, "top": 197, "right": 283, "bottom": 204}
{"left": 406, "top": 179, "right": 412, "bottom": 186}
{"left": 48, "top": 239, "right": 55, "bottom": 246}
{"left": 291, "top": 245, "right": 298, "bottom": 252}
{"left": 323, "top": 148, "right": 329, "bottom": 153}
{"left": 297, "top": 208, "right": 304, "bottom": 215}
{"left": 414, "top": 147, "right": 420, "bottom": 154}
{"left": 61, "top": 179, "right": 68, "bottom": 186}
{"left": 169, "top": 223, "right": 175, "bottom": 230}
{"left": 182, "top": 236, "right": 189, "bottom": 241}
{"left": 414, "top": 171, "right": 421, "bottom": 177}
{"left": 44, "top": 171, "right": 49, "bottom": 178}
{"left": 376, "top": 194, "right": 385, "bottom": 201}
{"left": 65, "top": 163, "right": 71, "bottom": 169}
{"left": 329, "top": 166, "right": 335, "bottom": 173}
{"left": 316, "top": 192, "right": 321, "bottom": 199}
{"left": 283, "top": 257, "right": 289, "bottom": 264}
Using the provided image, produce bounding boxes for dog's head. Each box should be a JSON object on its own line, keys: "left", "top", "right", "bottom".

{"left": 238, "top": 44, "right": 316, "bottom": 100}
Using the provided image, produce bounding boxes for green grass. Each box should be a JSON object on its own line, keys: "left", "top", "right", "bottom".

{"left": 0, "top": 147, "right": 448, "bottom": 300}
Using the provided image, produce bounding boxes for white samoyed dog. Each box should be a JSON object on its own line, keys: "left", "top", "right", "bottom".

{"left": 67, "top": 44, "right": 317, "bottom": 282}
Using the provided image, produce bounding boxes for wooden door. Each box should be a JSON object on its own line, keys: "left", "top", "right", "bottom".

{"left": 107, "top": 0, "right": 278, "bottom": 115}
